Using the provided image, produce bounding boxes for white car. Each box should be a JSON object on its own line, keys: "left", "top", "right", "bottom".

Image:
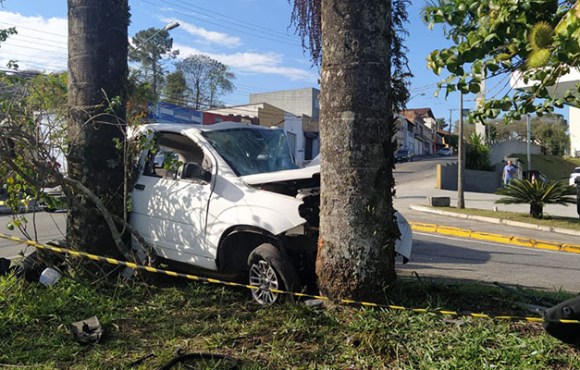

{"left": 130, "top": 122, "right": 412, "bottom": 304}
{"left": 570, "top": 167, "right": 580, "bottom": 186}
{"left": 436, "top": 148, "right": 452, "bottom": 156}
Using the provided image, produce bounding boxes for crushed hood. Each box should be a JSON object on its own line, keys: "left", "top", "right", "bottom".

{"left": 241, "top": 165, "right": 320, "bottom": 186}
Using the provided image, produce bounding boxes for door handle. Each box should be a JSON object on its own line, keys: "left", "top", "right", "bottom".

{"left": 134, "top": 184, "right": 146, "bottom": 191}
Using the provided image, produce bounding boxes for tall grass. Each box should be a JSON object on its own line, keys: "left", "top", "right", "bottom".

{"left": 1, "top": 272, "right": 579, "bottom": 369}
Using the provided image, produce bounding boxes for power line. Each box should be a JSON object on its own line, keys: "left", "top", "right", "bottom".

{"left": 141, "top": 0, "right": 302, "bottom": 47}
{"left": 6, "top": 33, "right": 67, "bottom": 49}
{"left": 2, "top": 41, "right": 67, "bottom": 56}
{"left": 0, "top": 21, "right": 67, "bottom": 39}
{"left": 161, "top": 0, "right": 299, "bottom": 41}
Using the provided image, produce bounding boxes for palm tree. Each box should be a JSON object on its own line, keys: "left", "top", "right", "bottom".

{"left": 288, "top": 0, "right": 411, "bottom": 302}
{"left": 495, "top": 179, "right": 576, "bottom": 219}
{"left": 314, "top": 0, "right": 397, "bottom": 302}
{"left": 67, "top": 0, "right": 129, "bottom": 257}
{"left": 466, "top": 132, "right": 492, "bottom": 171}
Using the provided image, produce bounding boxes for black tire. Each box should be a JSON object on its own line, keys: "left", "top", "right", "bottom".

{"left": 247, "top": 243, "right": 300, "bottom": 305}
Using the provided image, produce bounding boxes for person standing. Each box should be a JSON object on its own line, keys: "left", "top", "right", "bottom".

{"left": 502, "top": 160, "right": 517, "bottom": 186}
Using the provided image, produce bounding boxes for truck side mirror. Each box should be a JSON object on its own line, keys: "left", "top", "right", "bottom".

{"left": 182, "top": 162, "right": 212, "bottom": 183}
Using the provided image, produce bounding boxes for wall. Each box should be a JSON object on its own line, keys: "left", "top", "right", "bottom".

{"left": 257, "top": 104, "right": 285, "bottom": 127}
{"left": 283, "top": 113, "right": 306, "bottom": 166}
{"left": 250, "top": 88, "right": 319, "bottom": 118}
{"left": 302, "top": 115, "right": 319, "bottom": 132}
{"left": 414, "top": 137, "right": 424, "bottom": 156}
{"left": 394, "top": 116, "right": 415, "bottom": 152}
{"left": 202, "top": 112, "right": 258, "bottom": 125}
{"left": 437, "top": 162, "right": 502, "bottom": 193}
{"left": 205, "top": 103, "right": 285, "bottom": 127}
{"left": 489, "top": 140, "right": 542, "bottom": 165}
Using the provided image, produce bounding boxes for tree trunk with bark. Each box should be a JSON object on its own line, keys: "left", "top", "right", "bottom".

{"left": 67, "top": 0, "right": 129, "bottom": 257}
{"left": 316, "top": 0, "right": 398, "bottom": 302}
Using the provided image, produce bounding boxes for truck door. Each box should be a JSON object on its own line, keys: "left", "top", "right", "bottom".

{"left": 131, "top": 132, "right": 216, "bottom": 270}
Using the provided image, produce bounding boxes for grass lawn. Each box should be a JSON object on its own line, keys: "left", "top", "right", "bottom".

{"left": 1, "top": 271, "right": 580, "bottom": 369}
{"left": 434, "top": 207, "right": 580, "bottom": 232}
{"left": 511, "top": 154, "right": 580, "bottom": 181}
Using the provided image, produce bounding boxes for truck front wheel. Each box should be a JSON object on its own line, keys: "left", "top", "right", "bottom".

{"left": 247, "top": 243, "right": 300, "bottom": 305}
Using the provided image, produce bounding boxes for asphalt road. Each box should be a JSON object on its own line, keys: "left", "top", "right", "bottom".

{"left": 400, "top": 231, "right": 580, "bottom": 292}
{"left": 0, "top": 211, "right": 66, "bottom": 259}
{"left": 394, "top": 155, "right": 455, "bottom": 184}
{"left": 395, "top": 156, "right": 580, "bottom": 292}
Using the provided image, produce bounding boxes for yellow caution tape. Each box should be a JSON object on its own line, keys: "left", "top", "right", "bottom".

{"left": 0, "top": 231, "right": 577, "bottom": 325}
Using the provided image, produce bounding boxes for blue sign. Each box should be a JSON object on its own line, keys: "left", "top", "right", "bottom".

{"left": 148, "top": 102, "right": 202, "bottom": 124}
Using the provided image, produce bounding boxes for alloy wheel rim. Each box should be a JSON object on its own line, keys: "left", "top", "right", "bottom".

{"left": 249, "top": 260, "right": 279, "bottom": 305}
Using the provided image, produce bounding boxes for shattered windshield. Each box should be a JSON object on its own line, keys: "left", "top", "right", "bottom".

{"left": 202, "top": 127, "right": 298, "bottom": 176}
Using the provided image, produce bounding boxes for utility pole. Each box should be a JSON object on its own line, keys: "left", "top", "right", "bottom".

{"left": 457, "top": 93, "right": 465, "bottom": 209}
{"left": 527, "top": 114, "right": 532, "bottom": 172}
{"left": 448, "top": 109, "right": 453, "bottom": 133}
{"left": 475, "top": 71, "right": 486, "bottom": 141}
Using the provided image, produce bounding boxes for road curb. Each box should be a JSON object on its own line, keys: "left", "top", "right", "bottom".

{"left": 410, "top": 204, "right": 580, "bottom": 237}
{"left": 409, "top": 220, "right": 580, "bottom": 255}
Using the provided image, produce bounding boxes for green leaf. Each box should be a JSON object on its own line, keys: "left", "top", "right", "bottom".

{"left": 486, "top": 62, "right": 500, "bottom": 73}
{"left": 500, "top": 100, "right": 512, "bottom": 111}
{"left": 468, "top": 82, "right": 480, "bottom": 94}
{"left": 484, "top": 33, "right": 497, "bottom": 43}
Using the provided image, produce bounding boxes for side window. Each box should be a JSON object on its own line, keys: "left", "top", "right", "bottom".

{"left": 143, "top": 147, "right": 179, "bottom": 178}
{"left": 142, "top": 132, "right": 210, "bottom": 183}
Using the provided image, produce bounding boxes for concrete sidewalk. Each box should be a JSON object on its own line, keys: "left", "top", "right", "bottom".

{"left": 394, "top": 175, "right": 580, "bottom": 250}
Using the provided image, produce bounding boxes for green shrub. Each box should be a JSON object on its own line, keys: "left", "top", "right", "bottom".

{"left": 496, "top": 179, "right": 576, "bottom": 218}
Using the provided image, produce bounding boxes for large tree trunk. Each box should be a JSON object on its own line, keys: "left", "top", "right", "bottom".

{"left": 67, "top": 0, "right": 129, "bottom": 257}
{"left": 316, "top": 0, "right": 398, "bottom": 302}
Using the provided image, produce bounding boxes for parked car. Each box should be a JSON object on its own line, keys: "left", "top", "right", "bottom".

{"left": 570, "top": 167, "right": 580, "bottom": 186}
{"left": 436, "top": 148, "right": 452, "bottom": 156}
{"left": 395, "top": 149, "right": 413, "bottom": 163}
{"left": 130, "top": 122, "right": 412, "bottom": 304}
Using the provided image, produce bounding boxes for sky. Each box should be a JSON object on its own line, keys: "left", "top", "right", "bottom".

{"left": 0, "top": 0, "right": 493, "bottom": 125}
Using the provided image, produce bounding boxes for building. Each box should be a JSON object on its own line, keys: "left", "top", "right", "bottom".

{"left": 247, "top": 88, "right": 321, "bottom": 164}
{"left": 207, "top": 102, "right": 320, "bottom": 166}
{"left": 394, "top": 114, "right": 415, "bottom": 152}
{"left": 250, "top": 88, "right": 320, "bottom": 119}
{"left": 202, "top": 111, "right": 258, "bottom": 125}
{"left": 511, "top": 68, "right": 580, "bottom": 157}
{"left": 148, "top": 101, "right": 258, "bottom": 125}
{"left": 205, "top": 103, "right": 286, "bottom": 127}
{"left": 401, "top": 108, "right": 437, "bottom": 156}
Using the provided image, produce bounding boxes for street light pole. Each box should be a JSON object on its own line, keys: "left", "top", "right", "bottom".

{"left": 163, "top": 21, "right": 180, "bottom": 31}
{"left": 129, "top": 21, "right": 179, "bottom": 97}
{"left": 130, "top": 21, "right": 180, "bottom": 54}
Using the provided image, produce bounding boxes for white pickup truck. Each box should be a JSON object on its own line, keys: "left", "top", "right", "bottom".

{"left": 130, "top": 122, "right": 412, "bottom": 304}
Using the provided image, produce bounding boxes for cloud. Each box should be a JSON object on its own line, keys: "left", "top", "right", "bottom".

{"left": 175, "top": 43, "right": 317, "bottom": 82}
{"left": 0, "top": 11, "right": 67, "bottom": 72}
{"left": 0, "top": 11, "right": 317, "bottom": 83}
{"left": 163, "top": 18, "right": 241, "bottom": 48}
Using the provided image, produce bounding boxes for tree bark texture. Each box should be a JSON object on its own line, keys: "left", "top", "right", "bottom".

{"left": 316, "top": 0, "right": 398, "bottom": 302}
{"left": 67, "top": 0, "right": 129, "bottom": 256}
